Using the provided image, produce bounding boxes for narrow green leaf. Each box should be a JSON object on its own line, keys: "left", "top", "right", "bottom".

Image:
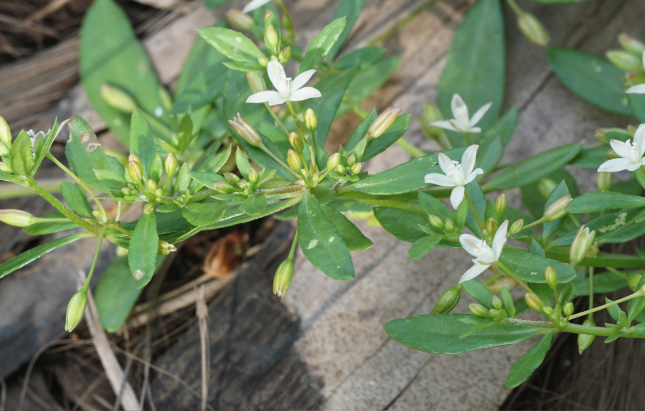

{"left": 128, "top": 213, "right": 159, "bottom": 288}
{"left": 373, "top": 207, "right": 431, "bottom": 243}
{"left": 240, "top": 195, "right": 267, "bottom": 215}
{"left": 182, "top": 202, "right": 227, "bottom": 226}
{"left": 362, "top": 114, "right": 411, "bottom": 161}
{"left": 345, "top": 108, "right": 378, "bottom": 151}
{"left": 298, "top": 18, "right": 347, "bottom": 74}
{"left": 550, "top": 208, "right": 642, "bottom": 247}
{"left": 327, "top": 0, "right": 365, "bottom": 60}
{"left": 506, "top": 331, "right": 554, "bottom": 389}
{"left": 322, "top": 205, "right": 373, "bottom": 251}
{"left": 334, "top": 47, "right": 385, "bottom": 69}
{"left": 198, "top": 27, "right": 265, "bottom": 64}
{"left": 478, "top": 107, "right": 519, "bottom": 147}
{"left": 499, "top": 248, "right": 577, "bottom": 283}
{"left": 419, "top": 192, "right": 451, "bottom": 220}
{"left": 408, "top": 235, "right": 441, "bottom": 259}
{"left": 61, "top": 181, "right": 94, "bottom": 218}
{"left": 567, "top": 191, "right": 645, "bottom": 213}
{"left": 462, "top": 279, "right": 494, "bottom": 309}
{"left": 338, "top": 57, "right": 401, "bottom": 116}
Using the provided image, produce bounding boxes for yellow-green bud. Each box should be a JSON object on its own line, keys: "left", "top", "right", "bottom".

{"left": 486, "top": 277, "right": 518, "bottom": 294}
{"left": 266, "top": 25, "right": 279, "bottom": 54}
{"left": 128, "top": 153, "right": 142, "bottom": 165}
{"left": 0, "top": 161, "right": 11, "bottom": 173}
{"left": 289, "top": 132, "right": 305, "bottom": 152}
{"left": 347, "top": 154, "right": 357, "bottom": 167}
{"left": 492, "top": 295, "right": 502, "bottom": 310}
{"left": 569, "top": 225, "right": 596, "bottom": 269}
{"left": 158, "top": 240, "right": 176, "bottom": 255}
{"left": 543, "top": 194, "right": 572, "bottom": 222}
{"left": 628, "top": 274, "right": 642, "bottom": 291}
{"left": 607, "top": 50, "right": 643, "bottom": 72}
{"left": 336, "top": 164, "right": 346, "bottom": 174}
{"left": 485, "top": 217, "right": 498, "bottom": 234}
{"left": 367, "top": 107, "right": 402, "bottom": 139}
{"left": 127, "top": 160, "right": 143, "bottom": 182}
{"left": 226, "top": 8, "right": 255, "bottom": 30}
{"left": 517, "top": 12, "right": 550, "bottom": 46}
{"left": 619, "top": 33, "right": 645, "bottom": 56}
{"left": 146, "top": 179, "right": 157, "bottom": 191}
{"left": 65, "top": 289, "right": 87, "bottom": 332}
{"left": 428, "top": 214, "right": 444, "bottom": 230}
{"left": 0, "top": 209, "right": 37, "bottom": 227}
{"left": 100, "top": 84, "right": 135, "bottom": 113}
{"left": 248, "top": 167, "right": 259, "bottom": 183}
{"left": 538, "top": 178, "right": 557, "bottom": 198}
{"left": 444, "top": 218, "right": 455, "bottom": 232}
{"left": 228, "top": 114, "right": 262, "bottom": 146}
{"left": 164, "top": 152, "right": 177, "bottom": 177}
{"left": 143, "top": 204, "right": 155, "bottom": 214}
{"left": 350, "top": 163, "right": 362, "bottom": 175}
{"left": 597, "top": 171, "right": 612, "bottom": 191}
{"left": 287, "top": 149, "right": 302, "bottom": 172}
{"left": 304, "top": 108, "right": 317, "bottom": 131}
{"left": 278, "top": 47, "right": 292, "bottom": 65}
{"left": 469, "top": 303, "right": 490, "bottom": 317}
{"left": 258, "top": 57, "right": 269, "bottom": 67}
{"left": 273, "top": 258, "right": 294, "bottom": 297}
{"left": 421, "top": 103, "right": 444, "bottom": 137}
{"left": 224, "top": 172, "right": 241, "bottom": 184}
{"left": 213, "top": 182, "right": 236, "bottom": 194}
{"left": 155, "top": 188, "right": 163, "bottom": 198}
{"left": 327, "top": 153, "right": 340, "bottom": 171}
{"left": 524, "top": 293, "right": 544, "bottom": 312}
{"left": 495, "top": 194, "right": 507, "bottom": 216}
{"left": 564, "top": 302, "right": 574, "bottom": 318}
{"left": 431, "top": 284, "right": 462, "bottom": 314}
{"left": 545, "top": 266, "right": 558, "bottom": 290}
{"left": 0, "top": 116, "right": 11, "bottom": 149}
{"left": 0, "top": 141, "right": 8, "bottom": 157}
{"left": 578, "top": 317, "right": 596, "bottom": 354}
{"left": 542, "top": 306, "right": 554, "bottom": 316}
{"left": 246, "top": 71, "right": 266, "bottom": 94}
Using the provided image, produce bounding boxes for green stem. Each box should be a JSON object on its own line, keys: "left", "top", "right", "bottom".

{"left": 81, "top": 227, "right": 106, "bottom": 292}
{"left": 505, "top": 0, "right": 524, "bottom": 16}
{"left": 0, "top": 178, "right": 63, "bottom": 199}
{"left": 259, "top": 142, "right": 302, "bottom": 179}
{"left": 569, "top": 291, "right": 644, "bottom": 321}
{"left": 462, "top": 131, "right": 471, "bottom": 146}
{"left": 288, "top": 228, "right": 298, "bottom": 260}
{"left": 496, "top": 260, "right": 534, "bottom": 295}
{"left": 505, "top": 318, "right": 629, "bottom": 338}
{"left": 264, "top": 103, "right": 289, "bottom": 135}
{"left": 256, "top": 185, "right": 305, "bottom": 195}
{"left": 589, "top": 266, "right": 594, "bottom": 312}
{"left": 464, "top": 190, "right": 485, "bottom": 231}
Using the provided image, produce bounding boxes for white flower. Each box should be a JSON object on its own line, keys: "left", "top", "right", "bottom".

{"left": 626, "top": 52, "right": 645, "bottom": 94}
{"left": 242, "top": 0, "right": 271, "bottom": 13}
{"left": 598, "top": 124, "right": 645, "bottom": 172}
{"left": 246, "top": 60, "right": 321, "bottom": 106}
{"left": 424, "top": 145, "right": 484, "bottom": 209}
{"left": 430, "top": 94, "right": 492, "bottom": 134}
{"left": 459, "top": 220, "right": 508, "bottom": 283}
{"left": 26, "top": 129, "right": 49, "bottom": 158}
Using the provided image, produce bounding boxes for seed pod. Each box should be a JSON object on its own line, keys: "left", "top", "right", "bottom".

{"left": 517, "top": 12, "right": 550, "bottom": 46}
{"left": 543, "top": 195, "right": 572, "bottom": 222}
{"left": 428, "top": 215, "right": 444, "bottom": 230}
{"left": 228, "top": 114, "right": 262, "bottom": 146}
{"left": 327, "top": 153, "right": 340, "bottom": 171}
{"left": 65, "top": 289, "right": 88, "bottom": 332}
{"left": 469, "top": 303, "right": 490, "bottom": 317}
{"left": 289, "top": 132, "right": 305, "bottom": 152}
{"left": 100, "top": 84, "right": 135, "bottom": 113}
{"left": 524, "top": 293, "right": 544, "bottom": 312}
{"left": 367, "top": 107, "right": 402, "bottom": 139}
{"left": 495, "top": 194, "right": 507, "bottom": 216}
{"left": 545, "top": 266, "right": 558, "bottom": 290}
{"left": 0, "top": 116, "right": 11, "bottom": 149}
{"left": 304, "top": 108, "right": 317, "bottom": 131}
{"left": 578, "top": 317, "right": 596, "bottom": 354}
{"left": 0, "top": 209, "right": 37, "bottom": 227}
{"left": 431, "top": 284, "right": 462, "bottom": 314}
{"left": 287, "top": 149, "right": 302, "bottom": 172}
{"left": 273, "top": 258, "right": 294, "bottom": 297}
{"left": 569, "top": 225, "right": 596, "bottom": 269}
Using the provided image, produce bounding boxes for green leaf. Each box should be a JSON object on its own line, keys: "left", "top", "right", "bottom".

{"left": 499, "top": 248, "right": 577, "bottom": 283}
{"left": 128, "top": 212, "right": 159, "bottom": 288}
{"left": 338, "top": 57, "right": 401, "bottom": 115}
{"left": 437, "top": 0, "right": 504, "bottom": 132}
{"left": 321, "top": 205, "right": 373, "bottom": 251}
{"left": 547, "top": 47, "right": 631, "bottom": 116}
{"left": 384, "top": 314, "right": 542, "bottom": 354}
{"left": 0, "top": 232, "right": 92, "bottom": 279}
{"left": 569, "top": 146, "right": 608, "bottom": 169}
{"left": 240, "top": 195, "right": 267, "bottom": 215}
{"left": 462, "top": 279, "right": 494, "bottom": 309}
{"left": 520, "top": 169, "right": 579, "bottom": 220}
{"left": 478, "top": 107, "right": 518, "bottom": 147}
{"left": 629, "top": 93, "right": 645, "bottom": 123}
{"left": 23, "top": 212, "right": 78, "bottom": 236}
{"left": 419, "top": 192, "right": 451, "bottom": 220}
{"left": 567, "top": 191, "right": 645, "bottom": 213}
{"left": 345, "top": 109, "right": 378, "bottom": 151}
{"left": 327, "top": 0, "right": 365, "bottom": 61}
{"left": 60, "top": 182, "right": 94, "bottom": 218}
{"left": 173, "top": 63, "right": 228, "bottom": 114}
{"left": 235, "top": 147, "right": 252, "bottom": 179}
{"left": 198, "top": 27, "right": 265, "bottom": 65}
{"left": 298, "top": 192, "right": 354, "bottom": 280}
{"left": 408, "top": 235, "right": 441, "bottom": 259}
{"left": 572, "top": 270, "right": 629, "bottom": 296}
{"left": 334, "top": 47, "right": 385, "bottom": 69}
{"left": 10, "top": 131, "right": 35, "bottom": 177}
{"left": 94, "top": 169, "right": 127, "bottom": 191}
{"left": 482, "top": 142, "right": 582, "bottom": 191}
{"left": 551, "top": 209, "right": 642, "bottom": 247}
{"left": 298, "top": 18, "right": 347, "bottom": 74}
{"left": 506, "top": 331, "right": 554, "bottom": 389}
{"left": 182, "top": 202, "right": 227, "bottom": 226}
{"left": 373, "top": 207, "right": 431, "bottom": 243}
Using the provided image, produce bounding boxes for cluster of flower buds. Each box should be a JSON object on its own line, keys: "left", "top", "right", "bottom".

{"left": 328, "top": 153, "right": 362, "bottom": 183}
{"left": 428, "top": 214, "right": 458, "bottom": 237}
{"left": 607, "top": 33, "right": 645, "bottom": 87}
{"left": 120, "top": 152, "right": 177, "bottom": 204}
{"left": 0, "top": 116, "right": 12, "bottom": 173}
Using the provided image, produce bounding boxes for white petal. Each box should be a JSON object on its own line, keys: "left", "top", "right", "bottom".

{"left": 291, "top": 69, "right": 316, "bottom": 92}
{"left": 267, "top": 60, "right": 289, "bottom": 97}
{"left": 627, "top": 162, "right": 642, "bottom": 171}
{"left": 424, "top": 173, "right": 456, "bottom": 187}
{"left": 461, "top": 145, "right": 479, "bottom": 176}
{"left": 467, "top": 126, "right": 482, "bottom": 134}
{"left": 492, "top": 220, "right": 508, "bottom": 259}
{"left": 642, "top": 51, "right": 645, "bottom": 70}
{"left": 288, "top": 87, "right": 322, "bottom": 102}
{"left": 597, "top": 158, "right": 632, "bottom": 173}
{"left": 635, "top": 124, "right": 645, "bottom": 157}
{"left": 246, "top": 90, "right": 281, "bottom": 104}
{"left": 429, "top": 120, "right": 458, "bottom": 132}
{"left": 267, "top": 97, "right": 287, "bottom": 106}
{"left": 610, "top": 139, "right": 630, "bottom": 158}
{"left": 242, "top": 0, "right": 271, "bottom": 13}
{"left": 451, "top": 94, "right": 469, "bottom": 129}
{"left": 437, "top": 152, "right": 456, "bottom": 175}
{"left": 626, "top": 84, "right": 645, "bottom": 94}
{"left": 469, "top": 102, "right": 492, "bottom": 127}
{"left": 459, "top": 264, "right": 490, "bottom": 283}
{"left": 465, "top": 168, "right": 484, "bottom": 184}
{"left": 450, "top": 185, "right": 465, "bottom": 209}
{"left": 459, "top": 234, "right": 481, "bottom": 257}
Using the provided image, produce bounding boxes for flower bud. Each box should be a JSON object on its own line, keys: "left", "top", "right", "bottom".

{"left": 287, "top": 149, "right": 302, "bottom": 172}
{"left": 0, "top": 161, "right": 11, "bottom": 173}
{"left": 350, "top": 163, "right": 362, "bottom": 175}
{"left": 628, "top": 274, "right": 642, "bottom": 291}
{"left": 304, "top": 108, "right": 317, "bottom": 131}
{"left": 564, "top": 302, "right": 574, "bottom": 317}
{"left": 595, "top": 128, "right": 610, "bottom": 145}
{"left": 421, "top": 103, "right": 444, "bottom": 138}
{"left": 65, "top": 289, "right": 88, "bottom": 332}
{"left": 246, "top": 71, "right": 266, "bottom": 94}
{"left": 619, "top": 33, "right": 645, "bottom": 56}
{"left": 155, "top": 188, "right": 163, "bottom": 198}
{"left": 143, "top": 203, "right": 155, "bottom": 214}
{"left": 278, "top": 47, "right": 292, "bottom": 65}
{"left": 289, "top": 132, "right": 305, "bottom": 152}
{"left": 248, "top": 167, "right": 258, "bottom": 183}
{"left": 524, "top": 293, "right": 544, "bottom": 312}
{"left": 258, "top": 57, "right": 269, "bottom": 67}
{"left": 469, "top": 303, "right": 490, "bottom": 317}
{"left": 100, "top": 84, "right": 135, "bottom": 113}
{"left": 224, "top": 172, "right": 241, "bottom": 185}
{"left": 492, "top": 295, "right": 502, "bottom": 310}
{"left": 538, "top": 178, "right": 557, "bottom": 199}
{"left": 158, "top": 240, "right": 176, "bottom": 255}
{"left": 213, "top": 182, "right": 236, "bottom": 194}
{"left": 327, "top": 153, "right": 340, "bottom": 171}
{"left": 0, "top": 116, "right": 11, "bottom": 149}
{"left": 265, "top": 25, "right": 279, "bottom": 54}
{"left": 517, "top": 12, "right": 550, "bottom": 46}
{"left": 444, "top": 218, "right": 455, "bottom": 233}
{"left": 597, "top": 171, "right": 612, "bottom": 191}
{"left": 273, "top": 258, "right": 294, "bottom": 297}
{"left": 607, "top": 50, "right": 643, "bottom": 72}
{"left": 226, "top": 8, "right": 255, "bottom": 30}
{"left": 543, "top": 194, "right": 572, "bottom": 222}
{"left": 367, "top": 107, "right": 402, "bottom": 139}
{"left": 542, "top": 306, "right": 554, "bottom": 316}
{"left": 486, "top": 277, "right": 517, "bottom": 294}
{"left": 229, "top": 114, "right": 262, "bottom": 146}
{"left": 127, "top": 160, "right": 143, "bottom": 183}
{"left": 569, "top": 225, "right": 596, "bottom": 269}
{"left": 0, "top": 209, "right": 37, "bottom": 227}
{"left": 545, "top": 266, "right": 558, "bottom": 290}
{"left": 336, "top": 164, "right": 346, "bottom": 174}
{"left": 578, "top": 317, "right": 596, "bottom": 354}
{"left": 347, "top": 154, "right": 357, "bottom": 167}
{"left": 0, "top": 141, "right": 8, "bottom": 157}
{"left": 428, "top": 214, "right": 444, "bottom": 230}
{"left": 494, "top": 193, "right": 507, "bottom": 216}
{"left": 485, "top": 217, "right": 498, "bottom": 234}
{"left": 146, "top": 179, "right": 157, "bottom": 191}
{"left": 164, "top": 152, "right": 177, "bottom": 177}
{"left": 509, "top": 219, "right": 524, "bottom": 235}
{"left": 431, "top": 284, "right": 462, "bottom": 314}
{"left": 623, "top": 72, "right": 645, "bottom": 88}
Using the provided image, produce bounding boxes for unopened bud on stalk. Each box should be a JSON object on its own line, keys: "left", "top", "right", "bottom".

{"left": 428, "top": 215, "right": 444, "bottom": 230}
{"left": 127, "top": 161, "right": 143, "bottom": 183}
{"left": 0, "top": 162, "right": 11, "bottom": 173}
{"left": 326, "top": 153, "right": 340, "bottom": 171}
{"left": 248, "top": 167, "right": 258, "bottom": 184}
{"left": 367, "top": 108, "right": 402, "bottom": 139}
{"left": 597, "top": 171, "right": 613, "bottom": 191}
{"left": 350, "top": 163, "right": 362, "bottom": 175}
{"left": 258, "top": 57, "right": 269, "bottom": 67}
{"left": 444, "top": 218, "right": 455, "bottom": 233}
{"left": 287, "top": 149, "right": 302, "bottom": 172}
{"left": 595, "top": 128, "right": 610, "bottom": 145}
{"left": 213, "top": 182, "right": 236, "bottom": 194}
{"left": 469, "top": 303, "right": 490, "bottom": 317}
{"left": 289, "top": 132, "right": 304, "bottom": 152}
{"left": 492, "top": 295, "right": 502, "bottom": 310}
{"left": 524, "top": 293, "right": 544, "bottom": 312}
{"left": 578, "top": 317, "right": 596, "bottom": 354}
{"left": 545, "top": 266, "right": 558, "bottom": 290}
{"left": 623, "top": 73, "right": 645, "bottom": 88}
{"left": 347, "top": 154, "right": 357, "bottom": 167}
{"left": 0, "top": 209, "right": 37, "bottom": 227}
{"left": 65, "top": 289, "right": 87, "bottom": 332}
{"left": 569, "top": 225, "right": 596, "bottom": 269}
{"left": 0, "top": 141, "right": 8, "bottom": 157}
{"left": 164, "top": 152, "right": 177, "bottom": 177}
{"left": 495, "top": 194, "right": 507, "bottom": 216}
{"left": 265, "top": 25, "right": 279, "bottom": 54}
{"left": 279, "top": 47, "right": 292, "bottom": 65}
{"left": 224, "top": 172, "right": 241, "bottom": 185}
{"left": 517, "top": 12, "right": 550, "bottom": 46}
{"left": 229, "top": 114, "right": 262, "bottom": 146}
{"left": 509, "top": 219, "right": 524, "bottom": 235}
{"left": 0, "top": 116, "right": 11, "bottom": 149}
{"left": 304, "top": 108, "right": 317, "bottom": 131}
{"left": 155, "top": 188, "right": 163, "bottom": 198}
{"left": 336, "top": 164, "right": 346, "bottom": 174}
{"left": 246, "top": 71, "right": 266, "bottom": 94}
{"left": 619, "top": 33, "right": 645, "bottom": 56}
{"left": 543, "top": 195, "right": 572, "bottom": 222}
{"left": 542, "top": 306, "right": 554, "bottom": 316}
{"left": 226, "top": 8, "right": 255, "bottom": 30}
{"left": 100, "top": 84, "right": 135, "bottom": 113}
{"left": 607, "top": 50, "right": 643, "bottom": 72}
{"left": 628, "top": 274, "right": 642, "bottom": 291}
{"left": 538, "top": 178, "right": 557, "bottom": 198}
{"left": 273, "top": 258, "right": 294, "bottom": 297}
{"left": 146, "top": 179, "right": 157, "bottom": 191}
{"left": 564, "top": 302, "right": 574, "bottom": 318}
{"left": 431, "top": 284, "right": 462, "bottom": 314}
{"left": 485, "top": 217, "right": 498, "bottom": 234}
{"left": 158, "top": 240, "right": 176, "bottom": 255}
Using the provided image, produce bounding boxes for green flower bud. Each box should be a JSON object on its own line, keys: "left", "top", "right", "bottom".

{"left": 248, "top": 167, "right": 258, "bottom": 184}
{"left": 213, "top": 182, "right": 236, "bottom": 194}
{"left": 158, "top": 240, "right": 176, "bottom": 255}
{"left": 485, "top": 217, "right": 498, "bottom": 235}
{"left": 127, "top": 160, "right": 143, "bottom": 183}
{"left": 628, "top": 274, "right": 642, "bottom": 291}
{"left": 288, "top": 132, "right": 304, "bottom": 152}
{"left": 517, "top": 12, "right": 550, "bottom": 46}
{"left": 469, "top": 303, "right": 490, "bottom": 317}
{"left": 265, "top": 25, "right": 279, "bottom": 55}
{"left": 428, "top": 214, "right": 444, "bottom": 230}
{"left": 597, "top": 171, "right": 612, "bottom": 191}
{"left": 155, "top": 188, "right": 164, "bottom": 198}
{"left": 350, "top": 163, "right": 362, "bottom": 175}
{"left": 542, "top": 306, "right": 554, "bottom": 316}
{"left": 226, "top": 8, "right": 255, "bottom": 30}
{"left": 0, "top": 141, "right": 8, "bottom": 157}
{"left": 0, "top": 116, "right": 11, "bottom": 149}
{"left": 578, "top": 317, "right": 596, "bottom": 354}
{"left": 258, "top": 57, "right": 269, "bottom": 67}
{"left": 367, "top": 107, "right": 402, "bottom": 139}
{"left": 273, "top": 258, "right": 294, "bottom": 297}
{"left": 224, "top": 172, "right": 241, "bottom": 184}
{"left": 327, "top": 153, "right": 340, "bottom": 171}
{"left": 444, "top": 218, "right": 455, "bottom": 233}
{"left": 302, "top": 107, "right": 318, "bottom": 131}
{"left": 421, "top": 103, "right": 444, "bottom": 138}
{"left": 0, "top": 161, "right": 11, "bottom": 173}
{"left": 347, "top": 154, "right": 356, "bottom": 167}
{"left": 246, "top": 71, "right": 266, "bottom": 94}
{"left": 128, "top": 153, "right": 142, "bottom": 165}
{"left": 619, "top": 33, "right": 645, "bottom": 56}
{"left": 278, "top": 47, "right": 292, "bottom": 65}
{"left": 65, "top": 289, "right": 88, "bottom": 332}
{"left": 164, "top": 152, "right": 177, "bottom": 177}
{"left": 287, "top": 149, "right": 302, "bottom": 172}
{"left": 524, "top": 293, "right": 544, "bottom": 312}
{"left": 564, "top": 302, "right": 574, "bottom": 318}
{"left": 543, "top": 194, "right": 572, "bottom": 222}
{"left": 229, "top": 114, "right": 262, "bottom": 146}
{"left": 545, "top": 266, "right": 558, "bottom": 290}
{"left": 495, "top": 194, "right": 507, "bottom": 216}
{"left": 538, "top": 178, "right": 557, "bottom": 198}
{"left": 146, "top": 179, "right": 157, "bottom": 192}
{"left": 595, "top": 128, "right": 610, "bottom": 145}
{"left": 431, "top": 284, "right": 462, "bottom": 314}
{"left": 100, "top": 84, "right": 135, "bottom": 113}
{"left": 607, "top": 50, "right": 643, "bottom": 72}
{"left": 492, "top": 295, "right": 502, "bottom": 310}
{"left": 143, "top": 204, "right": 155, "bottom": 214}
{"left": 0, "top": 209, "right": 37, "bottom": 227}
{"left": 336, "top": 164, "right": 346, "bottom": 174}
{"left": 569, "top": 225, "right": 596, "bottom": 269}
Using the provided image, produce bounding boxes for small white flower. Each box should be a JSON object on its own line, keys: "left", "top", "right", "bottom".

{"left": 626, "top": 52, "right": 645, "bottom": 94}
{"left": 458, "top": 220, "right": 508, "bottom": 283}
{"left": 598, "top": 124, "right": 645, "bottom": 172}
{"left": 424, "top": 145, "right": 484, "bottom": 209}
{"left": 246, "top": 60, "right": 321, "bottom": 106}
{"left": 242, "top": 0, "right": 271, "bottom": 13}
{"left": 430, "top": 94, "right": 492, "bottom": 134}
{"left": 26, "top": 129, "right": 49, "bottom": 158}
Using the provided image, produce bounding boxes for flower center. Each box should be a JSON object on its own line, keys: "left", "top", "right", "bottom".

{"left": 627, "top": 141, "right": 641, "bottom": 163}
{"left": 448, "top": 162, "right": 466, "bottom": 185}
{"left": 473, "top": 240, "right": 496, "bottom": 262}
